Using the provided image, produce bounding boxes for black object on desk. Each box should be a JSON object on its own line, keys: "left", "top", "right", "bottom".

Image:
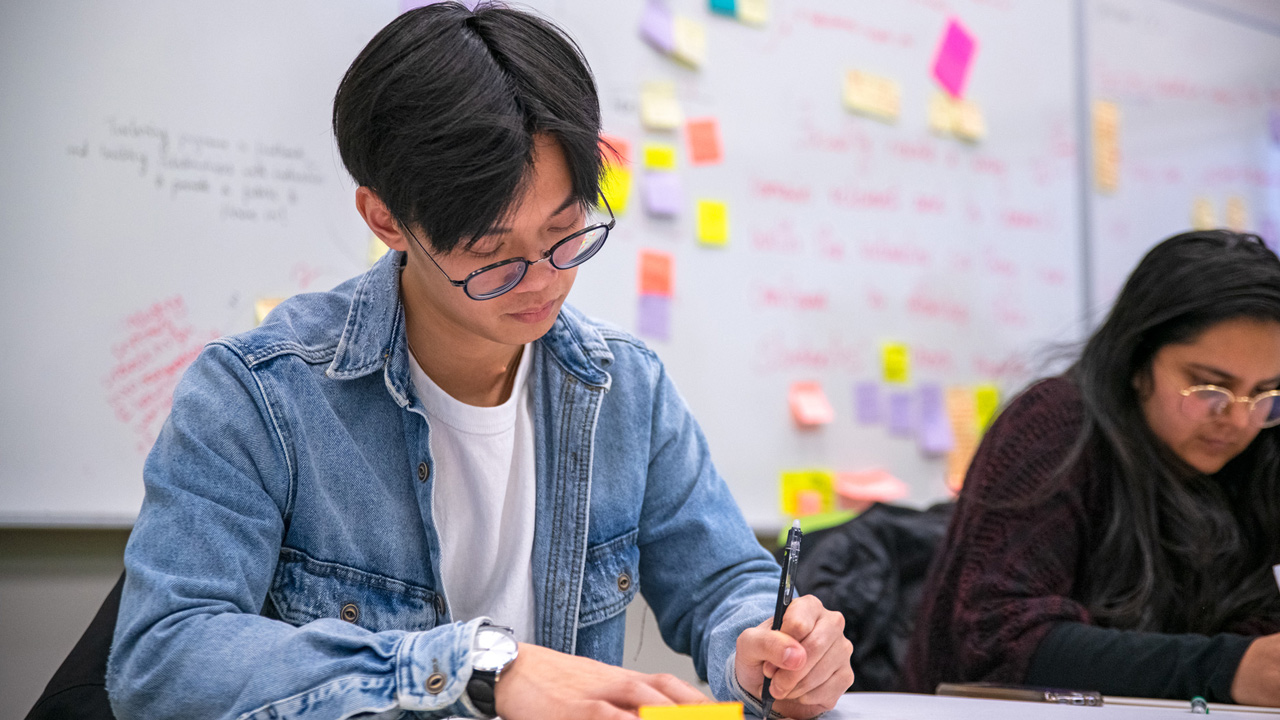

{"left": 762, "top": 519, "right": 802, "bottom": 719}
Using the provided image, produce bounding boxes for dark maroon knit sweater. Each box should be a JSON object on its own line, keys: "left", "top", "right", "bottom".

{"left": 900, "top": 377, "right": 1280, "bottom": 701}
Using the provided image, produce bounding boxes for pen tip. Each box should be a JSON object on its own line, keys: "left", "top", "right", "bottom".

{"left": 792, "top": 519, "right": 801, "bottom": 529}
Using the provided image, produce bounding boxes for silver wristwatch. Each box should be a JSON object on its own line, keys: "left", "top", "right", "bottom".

{"left": 466, "top": 623, "right": 518, "bottom": 718}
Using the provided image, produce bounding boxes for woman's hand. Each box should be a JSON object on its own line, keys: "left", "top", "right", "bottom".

{"left": 1233, "top": 633, "right": 1280, "bottom": 706}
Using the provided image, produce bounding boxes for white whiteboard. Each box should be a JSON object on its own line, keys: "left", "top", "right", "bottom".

{"left": 4, "top": 0, "right": 1086, "bottom": 526}
{"left": 1085, "top": 0, "right": 1280, "bottom": 315}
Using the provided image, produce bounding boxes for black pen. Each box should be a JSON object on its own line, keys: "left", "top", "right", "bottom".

{"left": 761, "top": 519, "right": 802, "bottom": 719}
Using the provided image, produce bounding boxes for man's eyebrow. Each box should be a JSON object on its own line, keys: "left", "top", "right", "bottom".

{"left": 481, "top": 194, "right": 579, "bottom": 236}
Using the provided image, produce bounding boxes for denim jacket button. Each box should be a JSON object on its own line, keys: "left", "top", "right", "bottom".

{"left": 434, "top": 595, "right": 446, "bottom": 616}
{"left": 425, "top": 672, "right": 447, "bottom": 694}
{"left": 616, "top": 571, "right": 632, "bottom": 593}
{"left": 340, "top": 603, "right": 359, "bottom": 624}
{"left": 417, "top": 462, "right": 429, "bottom": 482}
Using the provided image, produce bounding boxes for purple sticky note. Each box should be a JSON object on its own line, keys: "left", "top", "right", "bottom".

{"left": 643, "top": 172, "right": 683, "bottom": 216}
{"left": 932, "top": 18, "right": 977, "bottom": 99}
{"left": 638, "top": 294, "right": 671, "bottom": 341}
{"left": 854, "top": 382, "right": 881, "bottom": 425}
{"left": 887, "top": 391, "right": 915, "bottom": 437}
{"left": 1270, "top": 108, "right": 1280, "bottom": 145}
{"left": 917, "top": 383, "right": 955, "bottom": 455}
{"left": 640, "top": 0, "right": 676, "bottom": 53}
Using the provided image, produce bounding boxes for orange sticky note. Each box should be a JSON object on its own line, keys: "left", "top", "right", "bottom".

{"left": 696, "top": 200, "right": 729, "bottom": 245}
{"left": 601, "top": 135, "right": 631, "bottom": 167}
{"left": 686, "top": 118, "right": 723, "bottom": 165}
{"left": 638, "top": 249, "right": 674, "bottom": 297}
{"left": 789, "top": 381, "right": 834, "bottom": 426}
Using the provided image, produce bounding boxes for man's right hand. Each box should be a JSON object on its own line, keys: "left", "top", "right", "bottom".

{"left": 1233, "top": 633, "right": 1280, "bottom": 707}
{"left": 493, "top": 642, "right": 711, "bottom": 720}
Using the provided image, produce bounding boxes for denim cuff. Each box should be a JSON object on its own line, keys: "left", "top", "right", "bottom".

{"left": 397, "top": 616, "right": 490, "bottom": 717}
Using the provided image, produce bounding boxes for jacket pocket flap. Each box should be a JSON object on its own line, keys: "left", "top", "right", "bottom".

{"left": 269, "top": 547, "right": 441, "bottom": 633}
{"left": 579, "top": 528, "right": 640, "bottom": 627}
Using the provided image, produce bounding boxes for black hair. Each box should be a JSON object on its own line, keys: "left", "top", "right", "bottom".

{"left": 1069, "top": 230, "right": 1280, "bottom": 632}
{"left": 332, "top": 1, "right": 604, "bottom": 253}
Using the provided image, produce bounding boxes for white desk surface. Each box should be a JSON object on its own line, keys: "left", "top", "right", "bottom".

{"left": 825, "top": 693, "right": 1280, "bottom": 719}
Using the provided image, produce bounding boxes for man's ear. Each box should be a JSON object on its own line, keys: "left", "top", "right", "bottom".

{"left": 355, "top": 186, "right": 411, "bottom": 253}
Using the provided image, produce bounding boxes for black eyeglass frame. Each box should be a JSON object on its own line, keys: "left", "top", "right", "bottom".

{"left": 401, "top": 197, "right": 616, "bottom": 301}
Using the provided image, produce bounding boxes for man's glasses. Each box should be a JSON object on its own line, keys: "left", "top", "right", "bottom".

{"left": 402, "top": 199, "right": 615, "bottom": 301}
{"left": 1180, "top": 384, "right": 1280, "bottom": 428}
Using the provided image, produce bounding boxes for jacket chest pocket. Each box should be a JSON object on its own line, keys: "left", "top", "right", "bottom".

{"left": 267, "top": 547, "right": 442, "bottom": 633}
{"left": 578, "top": 528, "right": 640, "bottom": 627}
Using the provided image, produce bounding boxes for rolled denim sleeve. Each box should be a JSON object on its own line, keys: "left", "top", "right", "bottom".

{"left": 634, "top": 359, "right": 780, "bottom": 703}
{"left": 106, "top": 344, "right": 481, "bottom": 720}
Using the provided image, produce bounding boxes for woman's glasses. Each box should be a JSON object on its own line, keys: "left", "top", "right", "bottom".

{"left": 403, "top": 199, "right": 615, "bottom": 301}
{"left": 1179, "top": 385, "right": 1280, "bottom": 428}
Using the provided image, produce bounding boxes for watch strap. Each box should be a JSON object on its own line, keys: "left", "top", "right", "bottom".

{"left": 466, "top": 669, "right": 499, "bottom": 718}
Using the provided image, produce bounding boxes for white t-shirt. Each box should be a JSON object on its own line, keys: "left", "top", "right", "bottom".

{"left": 408, "top": 345, "right": 537, "bottom": 643}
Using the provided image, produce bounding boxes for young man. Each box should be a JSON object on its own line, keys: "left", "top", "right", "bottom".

{"left": 106, "top": 4, "right": 853, "bottom": 718}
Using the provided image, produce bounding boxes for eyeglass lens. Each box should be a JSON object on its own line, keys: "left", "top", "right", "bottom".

{"left": 465, "top": 224, "right": 609, "bottom": 300}
{"left": 1181, "top": 387, "right": 1280, "bottom": 428}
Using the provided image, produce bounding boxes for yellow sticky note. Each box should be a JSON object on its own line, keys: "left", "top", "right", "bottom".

{"left": 882, "top": 343, "right": 910, "bottom": 385}
{"left": 974, "top": 384, "right": 1001, "bottom": 432}
{"left": 640, "top": 81, "right": 683, "bottom": 131}
{"left": 780, "top": 470, "right": 835, "bottom": 517}
{"left": 952, "top": 99, "right": 985, "bottom": 141}
{"left": 928, "top": 92, "right": 956, "bottom": 135}
{"left": 639, "top": 702, "right": 744, "bottom": 720}
{"left": 737, "top": 0, "right": 769, "bottom": 26}
{"left": 1226, "top": 196, "right": 1248, "bottom": 231}
{"left": 367, "top": 234, "right": 390, "bottom": 267}
{"left": 696, "top": 200, "right": 729, "bottom": 246}
{"left": 844, "top": 70, "right": 901, "bottom": 123}
{"left": 643, "top": 143, "right": 678, "bottom": 170}
{"left": 672, "top": 16, "right": 707, "bottom": 68}
{"left": 254, "top": 297, "right": 284, "bottom": 327}
{"left": 1192, "top": 196, "right": 1216, "bottom": 231}
{"left": 601, "top": 164, "right": 632, "bottom": 215}
{"left": 1093, "top": 101, "right": 1120, "bottom": 194}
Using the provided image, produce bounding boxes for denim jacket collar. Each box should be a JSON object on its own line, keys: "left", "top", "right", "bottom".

{"left": 325, "top": 251, "right": 613, "bottom": 404}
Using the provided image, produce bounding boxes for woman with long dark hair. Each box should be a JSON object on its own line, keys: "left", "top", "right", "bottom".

{"left": 902, "top": 230, "right": 1280, "bottom": 704}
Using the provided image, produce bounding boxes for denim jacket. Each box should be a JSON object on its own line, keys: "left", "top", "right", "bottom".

{"left": 107, "top": 251, "right": 781, "bottom": 719}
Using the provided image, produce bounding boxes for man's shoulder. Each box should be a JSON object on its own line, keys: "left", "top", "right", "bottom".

{"left": 214, "top": 275, "right": 363, "bottom": 369}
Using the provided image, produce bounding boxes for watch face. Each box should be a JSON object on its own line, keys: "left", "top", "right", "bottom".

{"left": 474, "top": 629, "right": 518, "bottom": 673}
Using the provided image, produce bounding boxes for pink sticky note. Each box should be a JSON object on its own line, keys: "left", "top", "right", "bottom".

{"left": 836, "top": 468, "right": 909, "bottom": 510}
{"left": 638, "top": 294, "right": 671, "bottom": 341}
{"left": 643, "top": 172, "right": 683, "bottom": 216}
{"left": 601, "top": 134, "right": 631, "bottom": 167}
{"left": 790, "top": 381, "right": 834, "bottom": 427}
{"left": 640, "top": 0, "right": 677, "bottom": 53}
{"left": 932, "top": 18, "right": 977, "bottom": 99}
{"left": 686, "top": 118, "right": 723, "bottom": 166}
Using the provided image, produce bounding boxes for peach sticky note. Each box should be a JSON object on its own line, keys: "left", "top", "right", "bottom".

{"left": 932, "top": 17, "right": 977, "bottom": 99}
{"left": 254, "top": 298, "right": 284, "bottom": 327}
{"left": 641, "top": 81, "right": 683, "bottom": 131}
{"left": 1093, "top": 100, "right": 1120, "bottom": 193}
{"left": 780, "top": 470, "right": 836, "bottom": 517}
{"left": 696, "top": 200, "right": 729, "bottom": 245}
{"left": 686, "top": 117, "right": 723, "bottom": 165}
{"left": 640, "top": 702, "right": 743, "bottom": 720}
{"left": 672, "top": 16, "right": 707, "bottom": 67}
{"left": 844, "top": 70, "right": 901, "bottom": 123}
{"left": 1226, "top": 196, "right": 1248, "bottom": 232}
{"left": 882, "top": 343, "right": 910, "bottom": 385}
{"left": 945, "top": 387, "right": 979, "bottom": 493}
{"left": 1191, "top": 196, "right": 1216, "bottom": 231}
{"left": 639, "top": 249, "right": 674, "bottom": 297}
{"left": 951, "top": 98, "right": 985, "bottom": 142}
{"left": 789, "top": 381, "right": 834, "bottom": 426}
{"left": 643, "top": 142, "right": 679, "bottom": 170}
